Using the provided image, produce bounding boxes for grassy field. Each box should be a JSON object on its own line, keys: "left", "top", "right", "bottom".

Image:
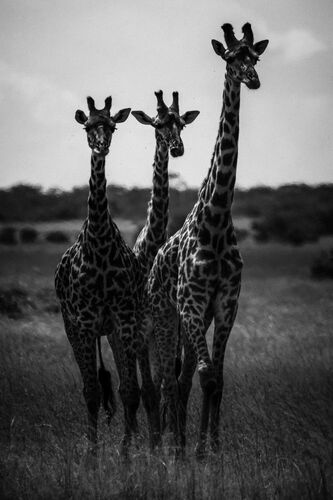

{"left": 0, "top": 225, "right": 332, "bottom": 499}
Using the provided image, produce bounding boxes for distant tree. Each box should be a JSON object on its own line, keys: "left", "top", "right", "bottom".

{"left": 311, "top": 249, "right": 333, "bottom": 279}
{"left": 45, "top": 230, "right": 69, "bottom": 243}
{"left": 0, "top": 227, "right": 18, "bottom": 245}
{"left": 20, "top": 227, "right": 39, "bottom": 243}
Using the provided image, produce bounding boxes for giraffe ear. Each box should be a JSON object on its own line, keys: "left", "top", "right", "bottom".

{"left": 112, "top": 108, "right": 131, "bottom": 123}
{"left": 131, "top": 111, "right": 154, "bottom": 125}
{"left": 181, "top": 111, "right": 200, "bottom": 125}
{"left": 253, "top": 39, "right": 269, "bottom": 55}
{"left": 75, "top": 109, "right": 88, "bottom": 124}
{"left": 211, "top": 39, "right": 226, "bottom": 58}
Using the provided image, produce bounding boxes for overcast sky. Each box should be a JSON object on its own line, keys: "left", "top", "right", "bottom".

{"left": 1, "top": 0, "right": 332, "bottom": 191}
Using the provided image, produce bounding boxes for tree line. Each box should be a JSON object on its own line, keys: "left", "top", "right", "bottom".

{"left": 0, "top": 183, "right": 332, "bottom": 245}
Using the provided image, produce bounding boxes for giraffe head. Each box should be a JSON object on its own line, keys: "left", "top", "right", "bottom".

{"left": 75, "top": 96, "right": 131, "bottom": 156}
{"left": 212, "top": 23, "right": 269, "bottom": 89}
{"left": 131, "top": 91, "right": 200, "bottom": 157}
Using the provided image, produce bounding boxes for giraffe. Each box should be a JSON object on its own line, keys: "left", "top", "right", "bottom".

{"left": 54, "top": 92, "right": 199, "bottom": 452}
{"left": 131, "top": 90, "right": 199, "bottom": 444}
{"left": 147, "top": 23, "right": 269, "bottom": 455}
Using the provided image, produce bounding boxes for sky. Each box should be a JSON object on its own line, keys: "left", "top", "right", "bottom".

{"left": 0, "top": 0, "right": 332, "bottom": 191}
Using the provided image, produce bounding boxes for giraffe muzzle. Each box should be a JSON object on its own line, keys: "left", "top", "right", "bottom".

{"left": 170, "top": 143, "right": 184, "bottom": 158}
{"left": 246, "top": 78, "right": 260, "bottom": 90}
{"left": 245, "top": 69, "right": 260, "bottom": 89}
{"left": 93, "top": 146, "right": 110, "bottom": 156}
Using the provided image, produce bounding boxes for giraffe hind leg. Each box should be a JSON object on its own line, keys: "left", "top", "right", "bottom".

{"left": 97, "top": 336, "right": 116, "bottom": 425}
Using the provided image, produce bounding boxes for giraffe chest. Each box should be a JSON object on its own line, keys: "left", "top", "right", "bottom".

{"left": 57, "top": 243, "right": 141, "bottom": 311}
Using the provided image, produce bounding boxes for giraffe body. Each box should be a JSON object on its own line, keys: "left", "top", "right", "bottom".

{"left": 147, "top": 24, "right": 269, "bottom": 455}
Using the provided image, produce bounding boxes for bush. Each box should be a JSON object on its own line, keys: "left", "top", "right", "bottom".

{"left": 252, "top": 213, "right": 319, "bottom": 246}
{"left": 45, "top": 230, "right": 69, "bottom": 243}
{"left": 0, "top": 286, "right": 31, "bottom": 318}
{"left": 20, "top": 226, "right": 39, "bottom": 243}
{"left": 0, "top": 226, "right": 18, "bottom": 245}
{"left": 311, "top": 249, "right": 333, "bottom": 279}
{"left": 252, "top": 221, "right": 270, "bottom": 243}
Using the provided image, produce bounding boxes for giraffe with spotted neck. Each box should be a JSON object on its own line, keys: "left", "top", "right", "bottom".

{"left": 55, "top": 92, "right": 199, "bottom": 453}
{"left": 131, "top": 91, "right": 199, "bottom": 441}
{"left": 148, "top": 23, "right": 269, "bottom": 455}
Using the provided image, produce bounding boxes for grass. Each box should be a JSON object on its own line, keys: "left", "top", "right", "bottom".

{"left": 0, "top": 233, "right": 332, "bottom": 499}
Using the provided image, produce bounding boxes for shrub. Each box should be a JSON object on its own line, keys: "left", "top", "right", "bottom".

{"left": 0, "top": 226, "right": 18, "bottom": 245}
{"left": 45, "top": 230, "right": 69, "bottom": 243}
{"left": 252, "top": 213, "right": 319, "bottom": 246}
{"left": 311, "top": 248, "right": 333, "bottom": 279}
{"left": 0, "top": 286, "right": 31, "bottom": 318}
{"left": 20, "top": 226, "right": 39, "bottom": 243}
{"left": 252, "top": 221, "right": 270, "bottom": 243}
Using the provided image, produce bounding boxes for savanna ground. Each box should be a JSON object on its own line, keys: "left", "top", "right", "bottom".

{"left": 0, "top": 219, "right": 332, "bottom": 499}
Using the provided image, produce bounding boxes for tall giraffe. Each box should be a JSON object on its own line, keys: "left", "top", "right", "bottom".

{"left": 148, "top": 23, "right": 269, "bottom": 455}
{"left": 55, "top": 92, "right": 199, "bottom": 452}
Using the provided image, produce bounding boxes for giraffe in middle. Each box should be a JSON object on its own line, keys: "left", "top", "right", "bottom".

{"left": 147, "top": 23, "right": 269, "bottom": 455}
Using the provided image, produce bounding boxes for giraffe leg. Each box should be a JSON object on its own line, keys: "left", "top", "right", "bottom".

{"left": 108, "top": 320, "right": 140, "bottom": 456}
{"left": 177, "top": 312, "right": 212, "bottom": 449}
{"left": 153, "top": 301, "right": 180, "bottom": 453}
{"left": 210, "top": 273, "right": 241, "bottom": 453}
{"left": 177, "top": 334, "right": 196, "bottom": 449}
{"left": 64, "top": 316, "right": 100, "bottom": 450}
{"left": 138, "top": 340, "right": 161, "bottom": 449}
{"left": 180, "top": 312, "right": 215, "bottom": 459}
{"left": 134, "top": 299, "right": 161, "bottom": 449}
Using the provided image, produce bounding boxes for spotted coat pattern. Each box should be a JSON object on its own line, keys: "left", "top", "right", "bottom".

{"left": 147, "top": 24, "right": 269, "bottom": 455}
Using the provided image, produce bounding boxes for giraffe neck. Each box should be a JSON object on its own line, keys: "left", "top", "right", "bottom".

{"left": 86, "top": 153, "right": 113, "bottom": 241}
{"left": 134, "top": 132, "right": 169, "bottom": 270}
{"left": 200, "top": 73, "right": 241, "bottom": 226}
{"left": 148, "top": 132, "right": 169, "bottom": 245}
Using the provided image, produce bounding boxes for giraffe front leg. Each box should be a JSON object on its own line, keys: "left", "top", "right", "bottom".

{"left": 108, "top": 322, "right": 140, "bottom": 456}
{"left": 135, "top": 301, "right": 161, "bottom": 449}
{"left": 65, "top": 320, "right": 101, "bottom": 452}
{"left": 177, "top": 334, "right": 196, "bottom": 450}
{"left": 153, "top": 301, "right": 181, "bottom": 454}
{"left": 137, "top": 329, "right": 161, "bottom": 449}
{"left": 177, "top": 312, "right": 213, "bottom": 449}
{"left": 180, "top": 311, "right": 215, "bottom": 459}
{"left": 210, "top": 274, "right": 241, "bottom": 453}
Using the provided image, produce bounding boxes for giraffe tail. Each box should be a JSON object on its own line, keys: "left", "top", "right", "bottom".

{"left": 97, "top": 337, "right": 116, "bottom": 424}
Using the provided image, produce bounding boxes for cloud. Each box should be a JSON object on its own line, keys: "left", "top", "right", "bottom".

{"left": 272, "top": 28, "right": 326, "bottom": 62}
{"left": 0, "top": 60, "right": 77, "bottom": 124}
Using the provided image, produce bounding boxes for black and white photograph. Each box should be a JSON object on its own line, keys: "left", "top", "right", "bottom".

{"left": 0, "top": 1, "right": 332, "bottom": 498}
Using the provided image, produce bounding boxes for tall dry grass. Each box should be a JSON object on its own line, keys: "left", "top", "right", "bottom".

{"left": 0, "top": 240, "right": 332, "bottom": 498}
